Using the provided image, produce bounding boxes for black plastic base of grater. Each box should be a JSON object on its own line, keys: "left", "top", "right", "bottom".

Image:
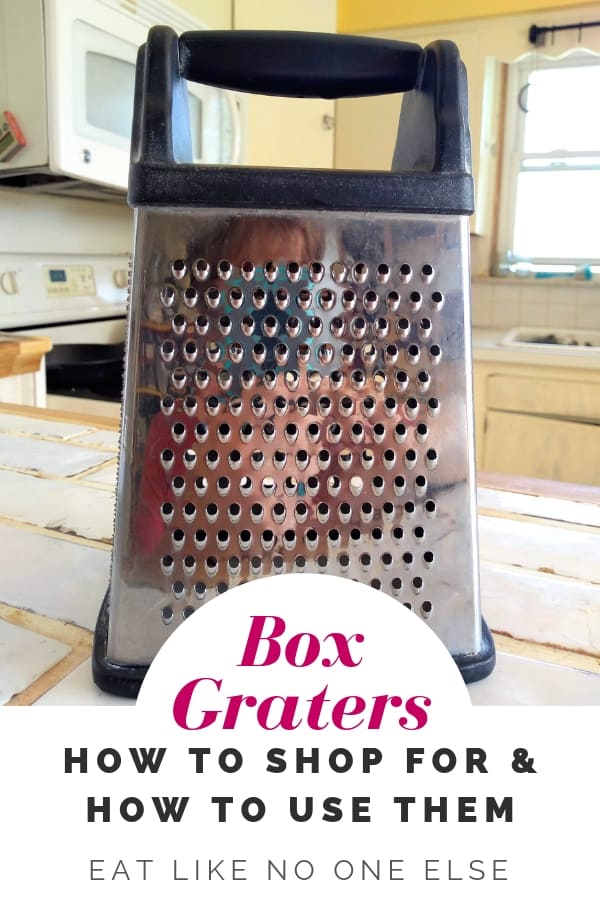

{"left": 92, "top": 589, "right": 496, "bottom": 698}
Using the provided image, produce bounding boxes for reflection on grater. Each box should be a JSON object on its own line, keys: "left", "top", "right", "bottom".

{"left": 93, "top": 27, "right": 495, "bottom": 696}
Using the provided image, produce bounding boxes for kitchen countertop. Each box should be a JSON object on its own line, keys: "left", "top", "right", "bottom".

{"left": 0, "top": 331, "right": 52, "bottom": 379}
{"left": 0, "top": 401, "right": 598, "bottom": 707}
{"left": 472, "top": 327, "right": 600, "bottom": 369}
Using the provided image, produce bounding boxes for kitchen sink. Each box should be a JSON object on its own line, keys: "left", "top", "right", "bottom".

{"left": 501, "top": 327, "right": 600, "bottom": 350}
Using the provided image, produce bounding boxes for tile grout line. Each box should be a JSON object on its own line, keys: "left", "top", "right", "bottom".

{"left": 0, "top": 515, "right": 112, "bottom": 550}
{"left": 492, "top": 631, "right": 600, "bottom": 674}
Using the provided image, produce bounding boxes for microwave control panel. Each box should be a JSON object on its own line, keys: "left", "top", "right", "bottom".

{"left": 43, "top": 265, "right": 96, "bottom": 297}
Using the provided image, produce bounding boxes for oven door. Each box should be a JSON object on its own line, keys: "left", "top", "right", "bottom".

{"left": 13, "top": 317, "right": 126, "bottom": 418}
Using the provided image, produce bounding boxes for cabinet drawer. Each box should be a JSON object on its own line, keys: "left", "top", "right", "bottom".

{"left": 487, "top": 375, "right": 600, "bottom": 421}
{"left": 483, "top": 410, "right": 600, "bottom": 485}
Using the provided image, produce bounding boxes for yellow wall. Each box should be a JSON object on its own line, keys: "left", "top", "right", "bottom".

{"left": 339, "top": 0, "right": 600, "bottom": 32}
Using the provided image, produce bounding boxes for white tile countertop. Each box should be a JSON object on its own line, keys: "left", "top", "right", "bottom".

{"left": 0, "top": 402, "right": 598, "bottom": 707}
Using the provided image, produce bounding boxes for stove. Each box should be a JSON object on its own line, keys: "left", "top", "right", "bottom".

{"left": 0, "top": 252, "right": 129, "bottom": 415}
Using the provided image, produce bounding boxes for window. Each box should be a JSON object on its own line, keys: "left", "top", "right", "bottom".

{"left": 498, "top": 51, "right": 600, "bottom": 270}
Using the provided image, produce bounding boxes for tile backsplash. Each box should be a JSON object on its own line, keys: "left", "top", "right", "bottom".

{"left": 471, "top": 278, "right": 600, "bottom": 331}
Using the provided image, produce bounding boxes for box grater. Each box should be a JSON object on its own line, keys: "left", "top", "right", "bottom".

{"left": 93, "top": 27, "right": 495, "bottom": 696}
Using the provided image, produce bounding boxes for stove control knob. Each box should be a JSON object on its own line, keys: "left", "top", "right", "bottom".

{"left": 113, "top": 269, "right": 128, "bottom": 289}
{"left": 0, "top": 270, "right": 18, "bottom": 295}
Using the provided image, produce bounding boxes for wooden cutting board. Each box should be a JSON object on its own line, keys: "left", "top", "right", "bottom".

{"left": 0, "top": 332, "right": 52, "bottom": 379}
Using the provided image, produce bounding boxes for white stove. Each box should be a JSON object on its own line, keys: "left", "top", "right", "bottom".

{"left": 0, "top": 252, "right": 129, "bottom": 416}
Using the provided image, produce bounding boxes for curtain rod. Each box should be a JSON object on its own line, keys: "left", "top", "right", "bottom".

{"left": 529, "top": 19, "right": 600, "bottom": 47}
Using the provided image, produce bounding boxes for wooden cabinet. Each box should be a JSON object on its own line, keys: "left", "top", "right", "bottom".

{"left": 473, "top": 360, "right": 600, "bottom": 486}
{"left": 233, "top": 0, "right": 336, "bottom": 169}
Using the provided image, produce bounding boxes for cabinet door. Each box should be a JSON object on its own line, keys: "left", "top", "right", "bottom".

{"left": 233, "top": 0, "right": 336, "bottom": 169}
{"left": 483, "top": 410, "right": 600, "bottom": 485}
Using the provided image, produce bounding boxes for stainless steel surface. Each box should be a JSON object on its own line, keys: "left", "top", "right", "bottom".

{"left": 108, "top": 208, "right": 480, "bottom": 665}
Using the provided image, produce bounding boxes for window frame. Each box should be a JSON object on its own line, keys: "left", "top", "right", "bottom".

{"left": 497, "top": 49, "right": 600, "bottom": 268}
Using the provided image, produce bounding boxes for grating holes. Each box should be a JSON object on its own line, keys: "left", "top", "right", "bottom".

{"left": 192, "top": 258, "right": 210, "bottom": 281}
{"left": 317, "top": 449, "right": 331, "bottom": 471}
{"left": 307, "top": 371, "right": 322, "bottom": 392}
{"left": 262, "top": 477, "right": 277, "bottom": 497}
{"left": 372, "top": 422, "right": 385, "bottom": 444}
{"left": 273, "top": 502, "right": 286, "bottom": 524}
{"left": 328, "top": 528, "right": 342, "bottom": 548}
{"left": 227, "top": 286, "right": 243, "bottom": 309}
{"left": 330, "top": 317, "right": 345, "bottom": 339}
{"left": 327, "top": 475, "right": 342, "bottom": 496}
{"left": 361, "top": 501, "right": 374, "bottom": 523}
{"left": 205, "top": 286, "right": 221, "bottom": 309}
{"left": 216, "top": 529, "right": 230, "bottom": 551}
{"left": 160, "top": 340, "right": 175, "bottom": 363}
{"left": 350, "top": 371, "right": 366, "bottom": 392}
{"left": 419, "top": 318, "right": 432, "bottom": 340}
{"left": 340, "top": 344, "right": 355, "bottom": 366}
{"left": 286, "top": 316, "right": 302, "bottom": 338}
{"left": 274, "top": 344, "right": 289, "bottom": 368}
{"left": 240, "top": 370, "right": 255, "bottom": 392}
{"left": 228, "top": 502, "right": 241, "bottom": 523}
{"left": 341, "top": 288, "right": 356, "bottom": 311}
{"left": 363, "top": 289, "right": 378, "bottom": 313}
{"left": 376, "top": 262, "right": 390, "bottom": 283}
{"left": 194, "top": 476, "right": 208, "bottom": 497}
{"left": 295, "top": 501, "right": 309, "bottom": 523}
{"left": 318, "top": 289, "right": 335, "bottom": 311}
{"left": 183, "top": 287, "right": 198, "bottom": 309}
{"left": 415, "top": 475, "right": 428, "bottom": 497}
{"left": 384, "top": 396, "right": 398, "bottom": 418}
{"left": 338, "top": 448, "right": 353, "bottom": 470}
{"left": 382, "top": 501, "right": 395, "bottom": 521}
{"left": 370, "top": 475, "right": 384, "bottom": 497}
{"left": 228, "top": 557, "right": 241, "bottom": 577}
{"left": 251, "top": 502, "right": 264, "bottom": 523}
{"left": 264, "top": 260, "right": 278, "bottom": 283}
{"left": 285, "top": 369, "right": 300, "bottom": 391}
{"left": 160, "top": 285, "right": 176, "bottom": 309}
{"left": 183, "top": 341, "right": 198, "bottom": 363}
{"left": 404, "top": 448, "right": 417, "bottom": 469}
{"left": 294, "top": 555, "right": 306, "bottom": 571}
{"left": 336, "top": 553, "right": 349, "bottom": 573}
{"left": 296, "top": 448, "right": 310, "bottom": 470}
{"left": 413, "top": 577, "right": 425, "bottom": 596}
{"left": 375, "top": 317, "right": 389, "bottom": 340}
{"left": 250, "top": 449, "right": 265, "bottom": 469}
{"left": 373, "top": 370, "right": 387, "bottom": 392}
{"left": 283, "top": 475, "right": 298, "bottom": 496}
{"left": 184, "top": 396, "right": 198, "bottom": 416}
{"left": 261, "top": 529, "right": 276, "bottom": 551}
{"left": 283, "top": 529, "right": 297, "bottom": 550}
{"left": 250, "top": 556, "right": 263, "bottom": 575}
{"left": 217, "top": 475, "right": 231, "bottom": 496}
{"left": 217, "top": 582, "right": 229, "bottom": 594}
{"left": 297, "top": 288, "right": 312, "bottom": 310}
{"left": 318, "top": 343, "right": 334, "bottom": 366}
{"left": 194, "top": 529, "right": 208, "bottom": 550}
{"left": 384, "top": 344, "right": 399, "bottom": 365}
{"left": 402, "top": 551, "right": 414, "bottom": 569}
{"left": 171, "top": 313, "right": 186, "bottom": 336}
{"left": 171, "top": 367, "right": 187, "bottom": 391}
{"left": 205, "top": 395, "right": 221, "bottom": 416}
{"left": 240, "top": 259, "right": 255, "bottom": 280}
{"left": 331, "top": 261, "right": 347, "bottom": 283}
{"left": 362, "top": 342, "right": 378, "bottom": 365}
{"left": 351, "top": 316, "right": 367, "bottom": 339}
{"left": 205, "top": 556, "right": 219, "bottom": 577}
{"left": 263, "top": 370, "right": 278, "bottom": 391}
{"left": 171, "top": 258, "right": 187, "bottom": 279}
{"left": 263, "top": 422, "right": 276, "bottom": 443}
{"left": 424, "top": 499, "right": 437, "bottom": 518}
{"left": 421, "top": 264, "right": 434, "bottom": 284}
{"left": 392, "top": 526, "right": 404, "bottom": 543}
{"left": 171, "top": 475, "right": 185, "bottom": 496}
{"left": 391, "top": 578, "right": 403, "bottom": 596}
{"left": 241, "top": 315, "right": 255, "bottom": 337}
{"left": 251, "top": 395, "right": 266, "bottom": 418}
{"left": 423, "top": 551, "right": 435, "bottom": 569}
{"left": 411, "top": 526, "right": 425, "bottom": 544}
{"left": 425, "top": 448, "right": 438, "bottom": 470}
{"left": 275, "top": 287, "right": 289, "bottom": 309}
{"left": 308, "top": 316, "right": 323, "bottom": 337}
{"left": 216, "top": 422, "right": 231, "bottom": 444}
{"left": 416, "top": 423, "right": 429, "bottom": 443}
{"left": 350, "top": 422, "right": 364, "bottom": 444}
{"left": 381, "top": 552, "right": 393, "bottom": 570}
{"left": 160, "top": 396, "right": 175, "bottom": 416}
{"left": 399, "top": 263, "right": 412, "bottom": 283}
{"left": 205, "top": 502, "right": 219, "bottom": 523}
{"left": 353, "top": 262, "right": 368, "bottom": 283}
{"left": 404, "top": 397, "right": 419, "bottom": 420}
{"left": 252, "top": 287, "right": 267, "bottom": 309}
{"left": 206, "top": 341, "right": 221, "bottom": 363}
{"left": 160, "top": 554, "right": 174, "bottom": 576}
{"left": 386, "top": 289, "right": 401, "bottom": 312}
{"left": 309, "top": 261, "right": 325, "bottom": 282}
{"left": 171, "top": 422, "right": 186, "bottom": 444}
{"left": 217, "top": 259, "right": 232, "bottom": 280}
{"left": 172, "top": 528, "right": 185, "bottom": 551}
{"left": 306, "top": 476, "right": 319, "bottom": 498}
{"left": 350, "top": 529, "right": 361, "bottom": 544}
{"left": 406, "top": 344, "right": 420, "bottom": 365}
{"left": 427, "top": 397, "right": 440, "bottom": 417}
{"left": 195, "top": 370, "right": 210, "bottom": 390}
{"left": 360, "top": 448, "right": 374, "bottom": 470}
{"left": 306, "top": 526, "right": 320, "bottom": 548}
{"left": 429, "top": 344, "right": 442, "bottom": 365}
{"left": 371, "top": 527, "right": 383, "bottom": 544}
{"left": 239, "top": 529, "right": 252, "bottom": 550}
{"left": 160, "top": 448, "right": 174, "bottom": 471}
{"left": 382, "top": 448, "right": 396, "bottom": 470}
{"left": 409, "top": 291, "right": 422, "bottom": 312}
{"left": 287, "top": 261, "right": 301, "bottom": 282}
{"left": 252, "top": 343, "right": 267, "bottom": 366}
{"left": 431, "top": 290, "right": 444, "bottom": 310}
{"left": 272, "top": 556, "right": 285, "bottom": 574}
{"left": 359, "top": 552, "right": 372, "bottom": 570}
{"left": 229, "top": 397, "right": 243, "bottom": 417}
{"left": 162, "top": 605, "right": 175, "bottom": 625}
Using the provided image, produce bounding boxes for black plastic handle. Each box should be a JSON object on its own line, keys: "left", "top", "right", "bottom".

{"left": 179, "top": 30, "right": 422, "bottom": 99}
{"left": 129, "top": 26, "right": 473, "bottom": 214}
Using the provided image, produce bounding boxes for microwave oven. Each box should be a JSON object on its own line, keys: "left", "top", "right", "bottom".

{"left": 0, "top": 0, "right": 243, "bottom": 199}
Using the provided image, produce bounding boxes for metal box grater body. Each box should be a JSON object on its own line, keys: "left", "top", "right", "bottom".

{"left": 94, "top": 27, "right": 495, "bottom": 696}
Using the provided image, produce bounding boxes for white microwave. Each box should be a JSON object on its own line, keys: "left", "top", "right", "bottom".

{"left": 0, "top": 0, "right": 243, "bottom": 198}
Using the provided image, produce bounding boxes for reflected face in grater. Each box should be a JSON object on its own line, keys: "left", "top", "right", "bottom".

{"left": 132, "top": 219, "right": 464, "bottom": 616}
